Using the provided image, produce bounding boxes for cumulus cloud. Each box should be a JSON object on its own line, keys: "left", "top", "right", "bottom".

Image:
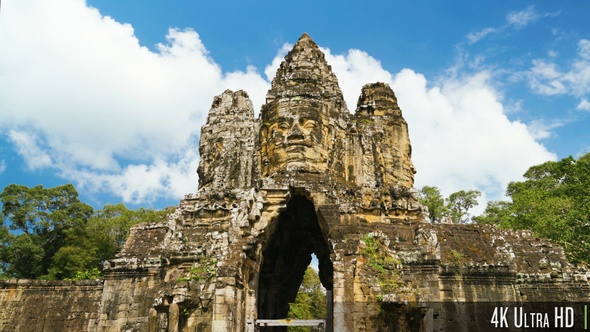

{"left": 0, "top": 0, "right": 270, "bottom": 203}
{"left": 323, "top": 48, "right": 395, "bottom": 111}
{"left": 0, "top": 161, "right": 6, "bottom": 174}
{"left": 62, "top": 147, "right": 199, "bottom": 203}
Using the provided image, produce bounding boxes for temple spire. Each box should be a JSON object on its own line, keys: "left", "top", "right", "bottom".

{"left": 265, "top": 33, "right": 345, "bottom": 103}
{"left": 260, "top": 33, "right": 348, "bottom": 177}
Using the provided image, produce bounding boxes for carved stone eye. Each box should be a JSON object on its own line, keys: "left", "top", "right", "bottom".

{"left": 278, "top": 122, "right": 290, "bottom": 130}
{"left": 302, "top": 120, "right": 317, "bottom": 130}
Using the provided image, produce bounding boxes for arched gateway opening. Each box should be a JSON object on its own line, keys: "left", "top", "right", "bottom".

{"left": 258, "top": 195, "right": 334, "bottom": 331}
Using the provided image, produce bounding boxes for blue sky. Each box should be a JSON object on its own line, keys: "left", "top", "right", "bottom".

{"left": 1, "top": 0, "right": 589, "bottom": 214}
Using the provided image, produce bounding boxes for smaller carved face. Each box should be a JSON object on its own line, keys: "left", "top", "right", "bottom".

{"left": 197, "top": 137, "right": 223, "bottom": 186}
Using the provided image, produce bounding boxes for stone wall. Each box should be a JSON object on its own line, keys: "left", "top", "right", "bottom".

{"left": 0, "top": 279, "right": 102, "bottom": 332}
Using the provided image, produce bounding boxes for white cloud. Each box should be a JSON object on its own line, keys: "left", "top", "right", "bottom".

{"left": 7, "top": 130, "right": 53, "bottom": 170}
{"left": 527, "top": 119, "right": 567, "bottom": 140}
{"left": 467, "top": 28, "right": 497, "bottom": 45}
{"left": 576, "top": 98, "right": 590, "bottom": 111}
{"left": 0, "top": 161, "right": 6, "bottom": 174}
{"left": 525, "top": 39, "right": 590, "bottom": 99}
{"left": 577, "top": 98, "right": 590, "bottom": 111}
{"left": 579, "top": 40, "right": 590, "bottom": 60}
{"left": 0, "top": 0, "right": 271, "bottom": 204}
{"left": 392, "top": 70, "right": 555, "bottom": 202}
{"left": 323, "top": 48, "right": 394, "bottom": 111}
{"left": 506, "top": 6, "right": 539, "bottom": 29}
{"left": 527, "top": 59, "right": 567, "bottom": 95}
{"left": 504, "top": 99, "right": 524, "bottom": 114}
{"left": 464, "top": 6, "right": 558, "bottom": 45}
{"left": 62, "top": 147, "right": 199, "bottom": 204}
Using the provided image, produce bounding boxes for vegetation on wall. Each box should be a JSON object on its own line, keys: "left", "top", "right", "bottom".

{"left": 361, "top": 234, "right": 400, "bottom": 294}
{"left": 176, "top": 256, "right": 218, "bottom": 283}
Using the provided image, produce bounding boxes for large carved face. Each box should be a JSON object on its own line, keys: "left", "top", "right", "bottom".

{"left": 261, "top": 99, "right": 329, "bottom": 174}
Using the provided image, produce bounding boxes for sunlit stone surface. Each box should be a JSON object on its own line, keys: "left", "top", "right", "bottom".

{"left": 1, "top": 33, "right": 588, "bottom": 332}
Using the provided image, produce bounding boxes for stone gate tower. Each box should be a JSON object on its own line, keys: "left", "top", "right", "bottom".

{"left": 94, "top": 34, "right": 589, "bottom": 332}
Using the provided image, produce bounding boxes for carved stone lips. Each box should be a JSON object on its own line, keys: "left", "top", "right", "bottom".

{"left": 284, "top": 139, "right": 312, "bottom": 148}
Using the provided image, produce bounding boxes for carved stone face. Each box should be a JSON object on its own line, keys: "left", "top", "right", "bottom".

{"left": 261, "top": 99, "right": 329, "bottom": 174}
{"left": 197, "top": 138, "right": 222, "bottom": 187}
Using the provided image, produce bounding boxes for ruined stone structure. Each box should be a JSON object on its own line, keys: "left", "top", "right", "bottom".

{"left": 1, "top": 33, "right": 589, "bottom": 332}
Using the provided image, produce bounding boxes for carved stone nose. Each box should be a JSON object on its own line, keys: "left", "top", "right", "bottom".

{"left": 288, "top": 124, "right": 305, "bottom": 140}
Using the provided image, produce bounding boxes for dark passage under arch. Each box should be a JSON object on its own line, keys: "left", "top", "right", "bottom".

{"left": 258, "top": 195, "right": 333, "bottom": 330}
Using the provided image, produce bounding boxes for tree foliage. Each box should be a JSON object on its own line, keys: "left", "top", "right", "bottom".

{"left": 474, "top": 153, "right": 590, "bottom": 264}
{"left": 0, "top": 184, "right": 93, "bottom": 279}
{"left": 447, "top": 190, "right": 482, "bottom": 224}
{"left": 417, "top": 186, "right": 447, "bottom": 223}
{"left": 287, "top": 266, "right": 327, "bottom": 332}
{"left": 419, "top": 186, "right": 481, "bottom": 223}
{"left": 0, "top": 184, "right": 170, "bottom": 280}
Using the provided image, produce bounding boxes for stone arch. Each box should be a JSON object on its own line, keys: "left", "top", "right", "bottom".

{"left": 257, "top": 194, "right": 334, "bottom": 326}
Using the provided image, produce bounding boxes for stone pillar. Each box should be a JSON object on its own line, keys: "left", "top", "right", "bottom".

{"left": 332, "top": 259, "right": 355, "bottom": 331}
{"left": 326, "top": 290, "right": 334, "bottom": 332}
{"left": 333, "top": 248, "right": 358, "bottom": 332}
{"left": 168, "top": 303, "right": 179, "bottom": 332}
{"left": 148, "top": 308, "right": 158, "bottom": 332}
{"left": 212, "top": 286, "right": 235, "bottom": 332}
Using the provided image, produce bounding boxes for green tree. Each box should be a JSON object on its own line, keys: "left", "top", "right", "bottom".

{"left": 46, "top": 203, "right": 171, "bottom": 280}
{"left": 9, "top": 234, "right": 45, "bottom": 278}
{"left": 0, "top": 213, "right": 12, "bottom": 279}
{"left": 473, "top": 200, "right": 513, "bottom": 225}
{"left": 474, "top": 153, "right": 590, "bottom": 264}
{"left": 87, "top": 203, "right": 172, "bottom": 255}
{"left": 446, "top": 190, "right": 482, "bottom": 223}
{"left": 0, "top": 184, "right": 171, "bottom": 279}
{"left": 288, "top": 266, "right": 327, "bottom": 332}
{"left": 418, "top": 186, "right": 448, "bottom": 223}
{"left": 0, "top": 184, "right": 93, "bottom": 279}
{"left": 419, "top": 186, "right": 481, "bottom": 223}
